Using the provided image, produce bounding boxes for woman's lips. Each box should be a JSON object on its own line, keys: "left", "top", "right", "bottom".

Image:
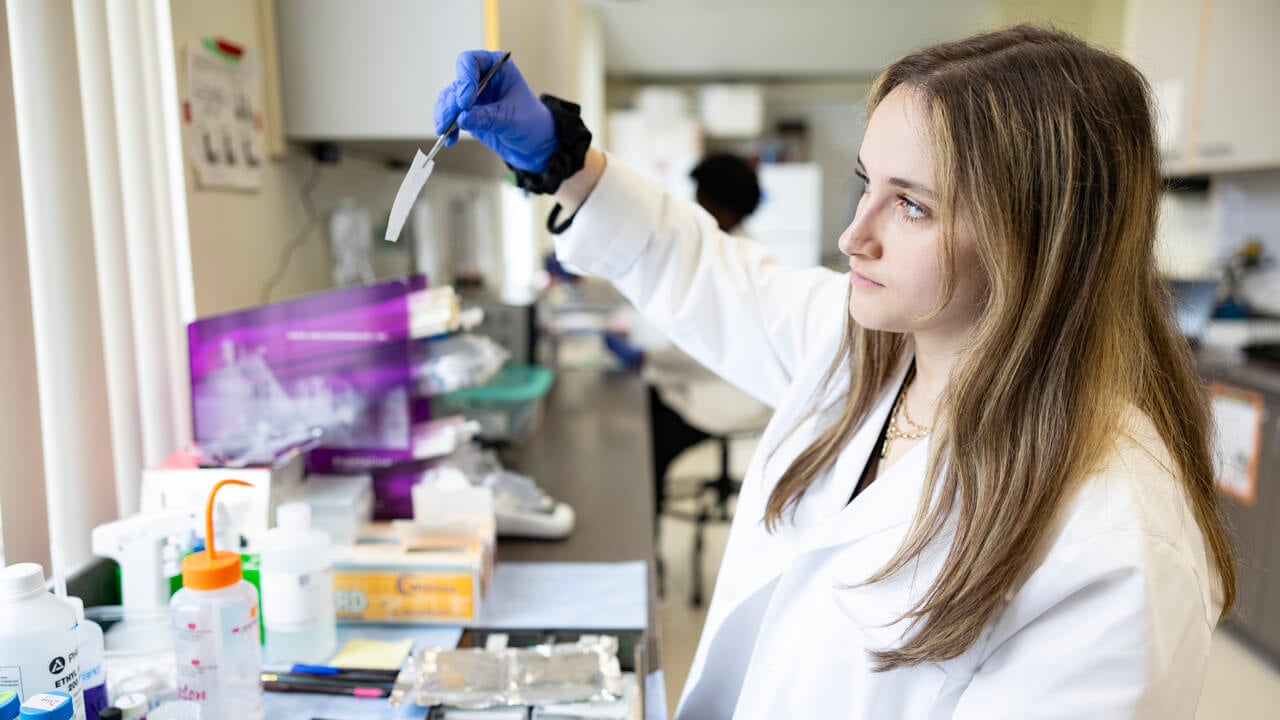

{"left": 850, "top": 270, "right": 884, "bottom": 288}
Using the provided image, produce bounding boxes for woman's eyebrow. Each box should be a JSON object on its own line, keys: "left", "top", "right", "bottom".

{"left": 856, "top": 155, "right": 936, "bottom": 201}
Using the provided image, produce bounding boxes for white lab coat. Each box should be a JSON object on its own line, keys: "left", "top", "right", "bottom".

{"left": 557, "top": 157, "right": 1221, "bottom": 719}
{"left": 632, "top": 224, "right": 774, "bottom": 435}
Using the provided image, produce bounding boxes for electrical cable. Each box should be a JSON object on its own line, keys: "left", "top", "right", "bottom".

{"left": 260, "top": 158, "right": 323, "bottom": 303}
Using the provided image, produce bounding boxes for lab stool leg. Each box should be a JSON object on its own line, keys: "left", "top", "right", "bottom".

{"left": 692, "top": 504, "right": 708, "bottom": 607}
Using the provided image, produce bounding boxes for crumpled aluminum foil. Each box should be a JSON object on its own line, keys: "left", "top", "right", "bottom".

{"left": 388, "top": 635, "right": 622, "bottom": 710}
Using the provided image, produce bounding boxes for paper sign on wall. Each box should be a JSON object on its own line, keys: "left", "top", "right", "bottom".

{"left": 185, "top": 37, "right": 264, "bottom": 191}
{"left": 1209, "top": 382, "right": 1264, "bottom": 506}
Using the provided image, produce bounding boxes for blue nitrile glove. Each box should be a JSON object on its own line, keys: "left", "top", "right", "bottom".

{"left": 603, "top": 331, "right": 645, "bottom": 370}
{"left": 434, "top": 50, "right": 558, "bottom": 173}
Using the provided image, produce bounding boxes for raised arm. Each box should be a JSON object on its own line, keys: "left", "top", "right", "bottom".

{"left": 436, "top": 51, "right": 846, "bottom": 405}
{"left": 553, "top": 153, "right": 845, "bottom": 407}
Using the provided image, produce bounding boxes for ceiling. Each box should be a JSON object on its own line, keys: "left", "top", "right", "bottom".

{"left": 586, "top": 0, "right": 1122, "bottom": 79}
{"left": 588, "top": 0, "right": 1001, "bottom": 78}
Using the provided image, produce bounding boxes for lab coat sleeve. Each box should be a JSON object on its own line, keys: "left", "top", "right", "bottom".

{"left": 950, "top": 532, "right": 1214, "bottom": 719}
{"left": 555, "top": 155, "right": 847, "bottom": 408}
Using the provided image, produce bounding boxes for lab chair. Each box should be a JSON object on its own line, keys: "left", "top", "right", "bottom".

{"left": 658, "top": 431, "right": 749, "bottom": 608}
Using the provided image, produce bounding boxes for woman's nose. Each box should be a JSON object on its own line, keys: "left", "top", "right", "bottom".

{"left": 838, "top": 195, "right": 881, "bottom": 259}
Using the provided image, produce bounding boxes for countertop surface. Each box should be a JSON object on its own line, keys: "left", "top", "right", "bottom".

{"left": 498, "top": 366, "right": 661, "bottom": 668}
{"left": 1198, "top": 346, "right": 1280, "bottom": 395}
{"left": 498, "top": 367, "right": 655, "bottom": 564}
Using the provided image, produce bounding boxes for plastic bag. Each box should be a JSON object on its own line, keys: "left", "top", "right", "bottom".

{"left": 414, "top": 334, "right": 510, "bottom": 396}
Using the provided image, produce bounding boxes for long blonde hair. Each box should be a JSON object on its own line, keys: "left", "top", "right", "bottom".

{"left": 765, "top": 25, "right": 1235, "bottom": 670}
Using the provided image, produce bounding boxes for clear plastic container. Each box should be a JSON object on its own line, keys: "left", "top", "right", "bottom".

{"left": 168, "top": 480, "right": 263, "bottom": 720}
{"left": 260, "top": 503, "right": 337, "bottom": 664}
{"left": 433, "top": 365, "right": 554, "bottom": 443}
{"left": 83, "top": 605, "right": 174, "bottom": 708}
{"left": 169, "top": 581, "right": 262, "bottom": 718}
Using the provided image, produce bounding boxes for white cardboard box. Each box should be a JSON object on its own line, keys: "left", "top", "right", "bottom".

{"left": 140, "top": 448, "right": 305, "bottom": 549}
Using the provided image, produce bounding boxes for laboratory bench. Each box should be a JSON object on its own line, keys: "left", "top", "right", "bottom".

{"left": 68, "top": 365, "right": 661, "bottom": 716}
{"left": 494, "top": 365, "right": 661, "bottom": 668}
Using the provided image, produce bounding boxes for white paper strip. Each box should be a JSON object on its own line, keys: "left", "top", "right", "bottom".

{"left": 384, "top": 149, "right": 435, "bottom": 242}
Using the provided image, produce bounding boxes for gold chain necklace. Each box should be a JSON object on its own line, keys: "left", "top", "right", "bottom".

{"left": 881, "top": 373, "right": 932, "bottom": 459}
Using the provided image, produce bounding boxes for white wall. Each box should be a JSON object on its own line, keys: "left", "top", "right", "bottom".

{"left": 593, "top": 0, "right": 1127, "bottom": 79}
{"left": 760, "top": 81, "right": 869, "bottom": 262}
{"left": 174, "top": 0, "right": 348, "bottom": 314}
{"left": 1212, "top": 170, "right": 1280, "bottom": 265}
{"left": 593, "top": 0, "right": 992, "bottom": 78}
{"left": 1156, "top": 190, "right": 1215, "bottom": 279}
{"left": 171, "top": 0, "right": 533, "bottom": 316}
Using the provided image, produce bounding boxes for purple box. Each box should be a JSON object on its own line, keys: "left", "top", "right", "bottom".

{"left": 188, "top": 277, "right": 431, "bottom": 472}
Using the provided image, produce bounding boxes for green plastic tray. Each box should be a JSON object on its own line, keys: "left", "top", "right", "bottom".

{"left": 444, "top": 364, "right": 554, "bottom": 403}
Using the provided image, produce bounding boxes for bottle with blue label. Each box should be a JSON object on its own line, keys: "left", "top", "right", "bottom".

{"left": 62, "top": 600, "right": 104, "bottom": 720}
{"left": 18, "top": 692, "right": 73, "bottom": 720}
{"left": 0, "top": 564, "right": 84, "bottom": 720}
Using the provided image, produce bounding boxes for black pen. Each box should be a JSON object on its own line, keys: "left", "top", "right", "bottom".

{"left": 263, "top": 680, "right": 389, "bottom": 698}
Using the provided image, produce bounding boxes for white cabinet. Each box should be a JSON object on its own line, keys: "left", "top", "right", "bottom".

{"left": 1124, "top": 0, "right": 1201, "bottom": 169}
{"left": 745, "top": 164, "right": 824, "bottom": 269}
{"left": 1126, "top": 0, "right": 1280, "bottom": 174}
{"left": 275, "top": 0, "right": 487, "bottom": 140}
{"left": 274, "top": 0, "right": 580, "bottom": 141}
{"left": 1195, "top": 0, "right": 1280, "bottom": 172}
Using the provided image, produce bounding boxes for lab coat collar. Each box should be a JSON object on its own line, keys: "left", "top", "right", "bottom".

{"left": 728, "top": 357, "right": 921, "bottom": 605}
{"left": 805, "top": 436, "right": 931, "bottom": 554}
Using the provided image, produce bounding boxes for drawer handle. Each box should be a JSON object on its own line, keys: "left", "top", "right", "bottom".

{"left": 1198, "top": 143, "right": 1234, "bottom": 158}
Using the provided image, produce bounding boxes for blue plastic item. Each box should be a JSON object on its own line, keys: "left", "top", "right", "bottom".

{"left": 0, "top": 691, "right": 18, "bottom": 720}
{"left": 18, "top": 692, "right": 73, "bottom": 720}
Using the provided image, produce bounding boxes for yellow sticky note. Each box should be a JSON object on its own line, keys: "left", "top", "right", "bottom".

{"left": 328, "top": 639, "right": 414, "bottom": 671}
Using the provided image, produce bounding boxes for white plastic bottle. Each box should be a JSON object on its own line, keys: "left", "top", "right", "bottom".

{"left": 169, "top": 480, "right": 263, "bottom": 720}
{"left": 0, "top": 564, "right": 85, "bottom": 720}
{"left": 260, "top": 502, "right": 337, "bottom": 664}
{"left": 62, "top": 600, "right": 105, "bottom": 720}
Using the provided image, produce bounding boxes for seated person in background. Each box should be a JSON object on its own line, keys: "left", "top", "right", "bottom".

{"left": 606, "top": 154, "right": 774, "bottom": 520}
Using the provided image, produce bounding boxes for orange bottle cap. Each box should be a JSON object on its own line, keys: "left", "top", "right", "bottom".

{"left": 181, "top": 479, "right": 250, "bottom": 591}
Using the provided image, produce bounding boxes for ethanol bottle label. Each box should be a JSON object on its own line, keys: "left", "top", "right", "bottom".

{"left": 0, "top": 630, "right": 85, "bottom": 720}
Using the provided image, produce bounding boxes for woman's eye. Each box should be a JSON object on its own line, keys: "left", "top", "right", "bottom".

{"left": 854, "top": 171, "right": 869, "bottom": 195}
{"left": 899, "top": 196, "right": 928, "bottom": 222}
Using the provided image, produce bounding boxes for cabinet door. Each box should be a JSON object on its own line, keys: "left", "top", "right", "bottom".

{"left": 1253, "top": 397, "right": 1280, "bottom": 658}
{"left": 1217, "top": 429, "right": 1270, "bottom": 642}
{"left": 1195, "top": 0, "right": 1280, "bottom": 172}
{"left": 275, "top": 0, "right": 487, "bottom": 139}
{"left": 1124, "top": 0, "right": 1202, "bottom": 173}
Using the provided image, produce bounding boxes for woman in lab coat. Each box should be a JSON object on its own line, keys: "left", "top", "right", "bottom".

{"left": 436, "top": 25, "right": 1236, "bottom": 719}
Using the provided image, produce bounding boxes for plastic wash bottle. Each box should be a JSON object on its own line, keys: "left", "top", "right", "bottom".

{"left": 0, "top": 563, "right": 85, "bottom": 719}
{"left": 169, "top": 479, "right": 263, "bottom": 719}
{"left": 260, "top": 502, "right": 337, "bottom": 664}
